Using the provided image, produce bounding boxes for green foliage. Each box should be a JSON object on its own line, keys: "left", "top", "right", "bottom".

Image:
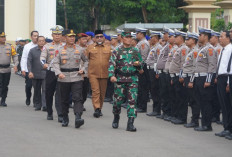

{"left": 56, "top": 0, "right": 188, "bottom": 32}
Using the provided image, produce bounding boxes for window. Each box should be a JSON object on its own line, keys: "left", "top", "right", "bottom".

{"left": 0, "top": 0, "right": 4, "bottom": 32}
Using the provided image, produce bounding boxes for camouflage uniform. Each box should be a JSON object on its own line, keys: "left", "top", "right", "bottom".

{"left": 108, "top": 45, "right": 142, "bottom": 118}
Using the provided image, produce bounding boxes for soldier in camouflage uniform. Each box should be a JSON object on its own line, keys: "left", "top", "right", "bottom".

{"left": 210, "top": 30, "right": 222, "bottom": 124}
{"left": 108, "top": 32, "right": 143, "bottom": 132}
{"left": 0, "top": 32, "right": 18, "bottom": 107}
{"left": 183, "top": 32, "right": 200, "bottom": 128}
{"left": 194, "top": 26, "right": 217, "bottom": 131}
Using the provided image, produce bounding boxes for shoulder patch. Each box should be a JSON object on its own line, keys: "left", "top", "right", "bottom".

{"left": 208, "top": 48, "right": 213, "bottom": 56}
{"left": 182, "top": 49, "right": 186, "bottom": 56}
{"left": 141, "top": 44, "right": 145, "bottom": 50}
{"left": 193, "top": 52, "right": 198, "bottom": 58}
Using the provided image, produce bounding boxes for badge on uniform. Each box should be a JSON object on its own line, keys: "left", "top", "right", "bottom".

{"left": 75, "top": 50, "right": 80, "bottom": 54}
{"left": 182, "top": 49, "right": 186, "bottom": 56}
{"left": 198, "top": 53, "right": 203, "bottom": 57}
{"left": 50, "top": 55, "right": 54, "bottom": 59}
{"left": 55, "top": 50, "right": 59, "bottom": 56}
{"left": 76, "top": 60, "right": 79, "bottom": 63}
{"left": 169, "top": 45, "right": 172, "bottom": 50}
{"left": 141, "top": 44, "right": 145, "bottom": 50}
{"left": 208, "top": 48, "right": 213, "bottom": 56}
{"left": 157, "top": 49, "right": 160, "bottom": 55}
{"left": 62, "top": 60, "right": 67, "bottom": 64}
{"left": 193, "top": 52, "right": 198, "bottom": 58}
{"left": 217, "top": 49, "right": 221, "bottom": 55}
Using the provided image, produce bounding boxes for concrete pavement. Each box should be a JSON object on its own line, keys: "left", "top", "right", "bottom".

{"left": 0, "top": 73, "right": 232, "bottom": 157}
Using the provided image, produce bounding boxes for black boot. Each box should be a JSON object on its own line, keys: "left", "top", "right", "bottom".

{"left": 112, "top": 114, "right": 120, "bottom": 129}
{"left": 75, "top": 113, "right": 84, "bottom": 128}
{"left": 1, "top": 98, "right": 7, "bottom": 107}
{"left": 126, "top": 117, "right": 136, "bottom": 132}
{"left": 58, "top": 115, "right": 63, "bottom": 123}
{"left": 62, "top": 115, "right": 69, "bottom": 127}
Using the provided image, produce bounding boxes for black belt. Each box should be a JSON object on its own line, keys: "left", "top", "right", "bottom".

{"left": 0, "top": 64, "right": 10, "bottom": 68}
{"left": 61, "top": 68, "right": 79, "bottom": 72}
{"left": 115, "top": 69, "right": 138, "bottom": 77}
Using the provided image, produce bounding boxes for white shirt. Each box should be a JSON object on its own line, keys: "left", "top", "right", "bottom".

{"left": 20, "top": 42, "right": 37, "bottom": 72}
{"left": 218, "top": 43, "right": 232, "bottom": 75}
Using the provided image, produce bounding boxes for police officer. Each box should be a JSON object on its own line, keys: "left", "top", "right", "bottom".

{"left": 194, "top": 26, "right": 217, "bottom": 131}
{"left": 183, "top": 32, "right": 200, "bottom": 128}
{"left": 53, "top": 29, "right": 88, "bottom": 128}
{"left": 210, "top": 30, "right": 222, "bottom": 124}
{"left": 40, "top": 25, "right": 64, "bottom": 122}
{"left": 135, "top": 28, "right": 150, "bottom": 113}
{"left": 108, "top": 32, "right": 143, "bottom": 132}
{"left": 169, "top": 29, "right": 189, "bottom": 124}
{"left": 146, "top": 31, "right": 162, "bottom": 116}
{"left": 0, "top": 32, "right": 18, "bottom": 106}
{"left": 156, "top": 26, "right": 171, "bottom": 119}
{"left": 163, "top": 28, "right": 178, "bottom": 121}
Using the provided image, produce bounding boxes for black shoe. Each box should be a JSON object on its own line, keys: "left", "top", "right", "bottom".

{"left": 112, "top": 114, "right": 120, "bottom": 129}
{"left": 42, "top": 106, "right": 47, "bottom": 112}
{"left": 184, "top": 122, "right": 199, "bottom": 128}
{"left": 156, "top": 114, "right": 164, "bottom": 119}
{"left": 225, "top": 133, "right": 232, "bottom": 140}
{"left": 83, "top": 107, "right": 86, "bottom": 111}
{"left": 62, "top": 115, "right": 69, "bottom": 127}
{"left": 75, "top": 113, "right": 84, "bottom": 128}
{"left": 58, "top": 115, "right": 63, "bottom": 123}
{"left": 215, "top": 130, "right": 231, "bottom": 137}
{"left": 35, "top": 107, "right": 41, "bottom": 111}
{"left": 126, "top": 117, "right": 136, "bottom": 132}
{"left": 26, "top": 98, "right": 30, "bottom": 106}
{"left": 104, "top": 97, "right": 111, "bottom": 102}
{"left": 194, "top": 126, "right": 212, "bottom": 131}
{"left": 47, "top": 115, "right": 53, "bottom": 120}
{"left": 93, "top": 108, "right": 100, "bottom": 118}
{"left": 172, "top": 119, "right": 186, "bottom": 125}
{"left": 146, "top": 111, "right": 160, "bottom": 117}
{"left": 99, "top": 109, "right": 103, "bottom": 116}
{"left": 164, "top": 116, "right": 172, "bottom": 122}
{"left": 1, "top": 98, "right": 7, "bottom": 107}
{"left": 136, "top": 108, "right": 146, "bottom": 113}
{"left": 211, "top": 117, "right": 220, "bottom": 123}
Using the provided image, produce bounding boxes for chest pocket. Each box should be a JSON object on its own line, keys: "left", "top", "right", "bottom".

{"left": 73, "top": 54, "right": 80, "bottom": 59}
{"left": 5, "top": 48, "right": 11, "bottom": 56}
{"left": 61, "top": 55, "right": 69, "bottom": 65}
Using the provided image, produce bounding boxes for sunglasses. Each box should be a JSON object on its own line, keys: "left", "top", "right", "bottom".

{"left": 95, "top": 35, "right": 104, "bottom": 39}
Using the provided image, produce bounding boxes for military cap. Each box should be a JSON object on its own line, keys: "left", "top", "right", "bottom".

{"left": 174, "top": 29, "right": 187, "bottom": 37}
{"left": 0, "top": 32, "right": 6, "bottom": 37}
{"left": 16, "top": 37, "right": 23, "bottom": 42}
{"left": 50, "top": 25, "right": 64, "bottom": 34}
{"left": 211, "top": 30, "right": 220, "bottom": 37}
{"left": 121, "top": 32, "right": 132, "bottom": 37}
{"left": 110, "top": 34, "right": 118, "bottom": 39}
{"left": 95, "top": 30, "right": 103, "bottom": 35}
{"left": 135, "top": 28, "right": 147, "bottom": 33}
{"left": 116, "top": 29, "right": 124, "bottom": 35}
{"left": 45, "top": 38, "right": 53, "bottom": 43}
{"left": 149, "top": 30, "right": 162, "bottom": 37}
{"left": 198, "top": 26, "right": 211, "bottom": 34}
{"left": 163, "top": 26, "right": 170, "bottom": 33}
{"left": 186, "top": 31, "right": 199, "bottom": 40}
{"left": 77, "top": 33, "right": 88, "bottom": 38}
{"left": 65, "top": 29, "right": 76, "bottom": 36}
{"left": 168, "top": 29, "right": 175, "bottom": 36}
{"left": 85, "top": 31, "right": 95, "bottom": 37}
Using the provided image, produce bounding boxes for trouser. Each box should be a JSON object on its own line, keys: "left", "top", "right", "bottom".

{"left": 172, "top": 76, "right": 188, "bottom": 121}
{"left": 220, "top": 75, "right": 232, "bottom": 132}
{"left": 59, "top": 81, "right": 83, "bottom": 116}
{"left": 148, "top": 69, "right": 160, "bottom": 112}
{"left": 32, "top": 79, "right": 46, "bottom": 108}
{"left": 166, "top": 73, "right": 175, "bottom": 117}
{"left": 25, "top": 72, "right": 33, "bottom": 101}
{"left": 137, "top": 64, "right": 149, "bottom": 111}
{"left": 17, "top": 56, "right": 21, "bottom": 72}
{"left": 184, "top": 76, "right": 200, "bottom": 124}
{"left": 45, "top": 70, "right": 62, "bottom": 116}
{"left": 82, "top": 77, "right": 89, "bottom": 104}
{"left": 105, "top": 78, "right": 114, "bottom": 100}
{"left": 195, "top": 76, "right": 212, "bottom": 127}
{"left": 89, "top": 77, "right": 108, "bottom": 110}
{"left": 113, "top": 82, "right": 138, "bottom": 118}
{"left": 0, "top": 72, "right": 11, "bottom": 100}
{"left": 158, "top": 72, "right": 169, "bottom": 115}
{"left": 210, "top": 74, "right": 221, "bottom": 120}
